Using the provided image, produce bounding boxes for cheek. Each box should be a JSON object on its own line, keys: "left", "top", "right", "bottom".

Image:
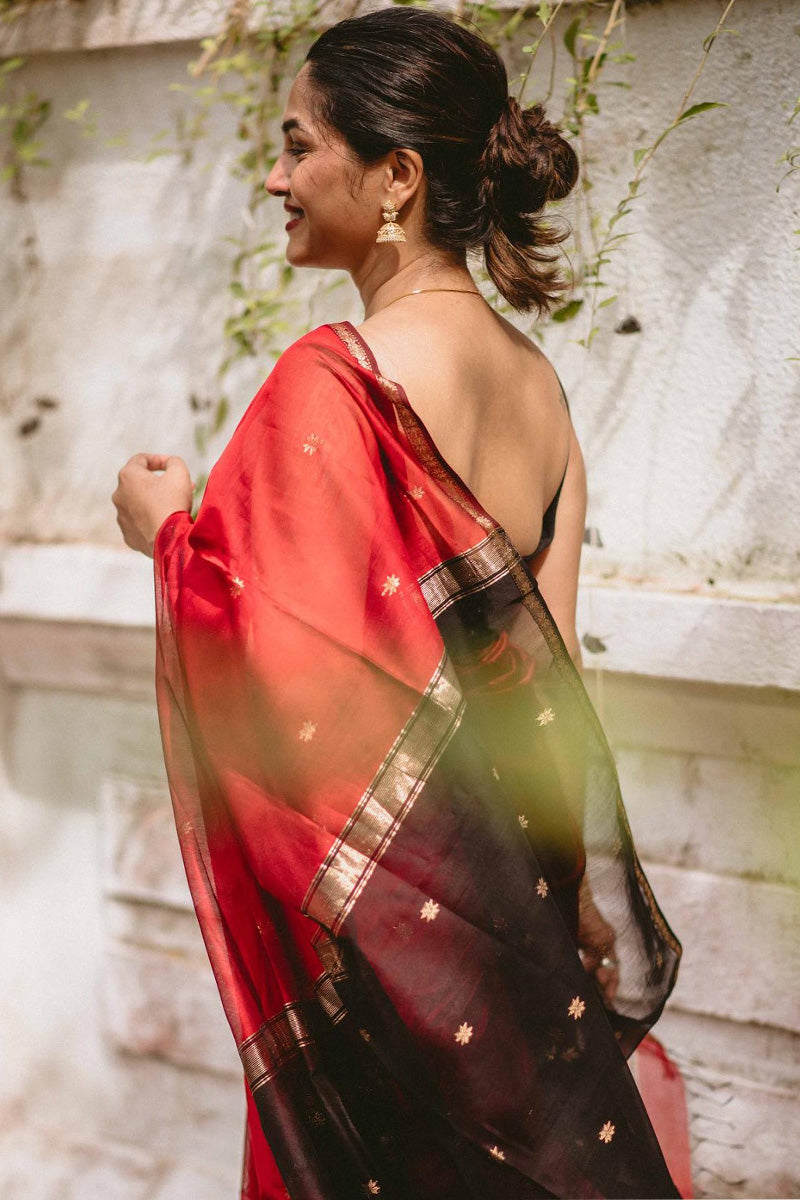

{"left": 290, "top": 161, "right": 326, "bottom": 207}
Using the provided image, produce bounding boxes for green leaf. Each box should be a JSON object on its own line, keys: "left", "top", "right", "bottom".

{"left": 536, "top": 2, "right": 551, "bottom": 24}
{"left": 563, "top": 17, "right": 581, "bottom": 57}
{"left": 633, "top": 146, "right": 650, "bottom": 167}
{"left": 213, "top": 396, "right": 229, "bottom": 433}
{"left": 0, "top": 58, "right": 25, "bottom": 76}
{"left": 676, "top": 101, "right": 728, "bottom": 124}
{"left": 703, "top": 27, "right": 739, "bottom": 54}
{"left": 551, "top": 299, "right": 584, "bottom": 323}
{"left": 63, "top": 98, "right": 90, "bottom": 122}
{"left": 598, "top": 295, "right": 618, "bottom": 309}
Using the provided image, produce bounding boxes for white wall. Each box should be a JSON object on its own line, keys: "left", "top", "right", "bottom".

{"left": 0, "top": 2, "right": 798, "bottom": 1197}
{"left": 1, "top": 0, "right": 798, "bottom": 592}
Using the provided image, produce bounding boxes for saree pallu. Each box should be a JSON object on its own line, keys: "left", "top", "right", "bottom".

{"left": 154, "top": 322, "right": 682, "bottom": 1200}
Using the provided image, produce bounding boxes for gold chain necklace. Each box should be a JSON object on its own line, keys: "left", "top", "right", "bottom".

{"left": 372, "top": 286, "right": 483, "bottom": 315}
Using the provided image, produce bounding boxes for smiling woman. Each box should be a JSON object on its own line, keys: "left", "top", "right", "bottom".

{"left": 112, "top": 7, "right": 682, "bottom": 1199}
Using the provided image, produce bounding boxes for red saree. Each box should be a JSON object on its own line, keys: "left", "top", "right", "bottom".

{"left": 154, "top": 322, "right": 682, "bottom": 1200}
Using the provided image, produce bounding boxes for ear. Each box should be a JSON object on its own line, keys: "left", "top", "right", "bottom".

{"left": 384, "top": 148, "right": 424, "bottom": 211}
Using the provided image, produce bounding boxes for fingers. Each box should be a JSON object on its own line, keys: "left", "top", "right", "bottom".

{"left": 118, "top": 453, "right": 188, "bottom": 480}
{"left": 163, "top": 455, "right": 190, "bottom": 473}
{"left": 594, "top": 964, "right": 619, "bottom": 1004}
{"left": 122, "top": 453, "right": 163, "bottom": 472}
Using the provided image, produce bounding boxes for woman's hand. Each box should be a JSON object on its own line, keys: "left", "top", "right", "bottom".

{"left": 577, "top": 889, "right": 619, "bottom": 1007}
{"left": 112, "top": 454, "right": 193, "bottom": 557}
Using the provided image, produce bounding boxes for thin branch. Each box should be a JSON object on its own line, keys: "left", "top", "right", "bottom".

{"left": 518, "top": 0, "right": 569, "bottom": 104}
{"left": 190, "top": 0, "right": 253, "bottom": 77}
{"left": 585, "top": 0, "right": 625, "bottom": 91}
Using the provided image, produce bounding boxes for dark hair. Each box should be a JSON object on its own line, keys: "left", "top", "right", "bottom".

{"left": 305, "top": 7, "right": 578, "bottom": 314}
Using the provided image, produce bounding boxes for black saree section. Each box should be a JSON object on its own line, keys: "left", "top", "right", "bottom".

{"left": 243, "top": 537, "right": 681, "bottom": 1199}
{"left": 316, "top": 544, "right": 679, "bottom": 1199}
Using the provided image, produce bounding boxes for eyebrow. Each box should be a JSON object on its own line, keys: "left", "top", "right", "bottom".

{"left": 281, "top": 118, "right": 308, "bottom": 134}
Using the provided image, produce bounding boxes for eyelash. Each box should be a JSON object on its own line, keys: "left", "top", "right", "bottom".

{"left": 286, "top": 145, "right": 306, "bottom": 158}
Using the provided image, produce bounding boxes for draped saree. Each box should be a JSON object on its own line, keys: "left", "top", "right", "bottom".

{"left": 154, "top": 321, "right": 682, "bottom": 1200}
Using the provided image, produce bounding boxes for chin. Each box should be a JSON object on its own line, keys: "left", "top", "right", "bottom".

{"left": 285, "top": 242, "right": 310, "bottom": 267}
{"left": 285, "top": 231, "right": 356, "bottom": 272}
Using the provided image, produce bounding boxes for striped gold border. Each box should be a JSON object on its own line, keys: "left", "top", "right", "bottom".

{"left": 419, "top": 528, "right": 521, "bottom": 617}
{"left": 314, "top": 972, "right": 348, "bottom": 1025}
{"left": 239, "top": 1003, "right": 314, "bottom": 1094}
{"left": 312, "top": 929, "right": 350, "bottom": 1025}
{"left": 302, "top": 652, "right": 464, "bottom": 934}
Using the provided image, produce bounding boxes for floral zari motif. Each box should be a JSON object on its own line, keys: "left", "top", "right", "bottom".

{"left": 568, "top": 996, "right": 586, "bottom": 1021}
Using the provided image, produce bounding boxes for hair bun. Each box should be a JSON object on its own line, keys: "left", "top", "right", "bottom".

{"left": 481, "top": 97, "right": 578, "bottom": 222}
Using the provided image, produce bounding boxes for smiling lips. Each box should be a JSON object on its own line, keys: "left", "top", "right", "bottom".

{"left": 284, "top": 203, "right": 304, "bottom": 230}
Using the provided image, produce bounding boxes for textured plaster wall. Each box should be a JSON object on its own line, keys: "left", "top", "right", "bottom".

{"left": 0, "top": 3, "right": 799, "bottom": 1199}
{"left": 0, "top": 0, "right": 797, "bottom": 593}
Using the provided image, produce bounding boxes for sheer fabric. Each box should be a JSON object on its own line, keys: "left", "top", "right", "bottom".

{"left": 154, "top": 323, "right": 681, "bottom": 1200}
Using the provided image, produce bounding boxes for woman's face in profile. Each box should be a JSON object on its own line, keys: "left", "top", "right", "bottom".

{"left": 266, "top": 65, "right": 385, "bottom": 271}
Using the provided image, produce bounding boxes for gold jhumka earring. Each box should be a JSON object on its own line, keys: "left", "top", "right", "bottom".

{"left": 376, "top": 200, "right": 406, "bottom": 244}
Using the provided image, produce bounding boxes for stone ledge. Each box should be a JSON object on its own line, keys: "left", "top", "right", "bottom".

{"left": 576, "top": 580, "right": 800, "bottom": 691}
{"left": 0, "top": 0, "right": 583, "bottom": 56}
{"left": 653, "top": 863, "right": 800, "bottom": 1035}
{"left": 657, "top": 1007, "right": 800, "bottom": 1093}
{"left": 0, "top": 0, "right": 249, "bottom": 55}
{"left": 0, "top": 543, "right": 798, "bottom": 692}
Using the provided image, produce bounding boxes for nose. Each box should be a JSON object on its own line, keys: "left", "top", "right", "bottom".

{"left": 265, "top": 156, "right": 289, "bottom": 196}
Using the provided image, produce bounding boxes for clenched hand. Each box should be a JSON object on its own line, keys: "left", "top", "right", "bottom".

{"left": 112, "top": 454, "right": 193, "bottom": 557}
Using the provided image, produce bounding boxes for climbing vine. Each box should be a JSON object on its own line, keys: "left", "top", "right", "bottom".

{"left": 156, "top": 0, "right": 737, "bottom": 460}
{"left": 0, "top": 0, "right": 741, "bottom": 455}
{"left": 0, "top": 55, "right": 51, "bottom": 199}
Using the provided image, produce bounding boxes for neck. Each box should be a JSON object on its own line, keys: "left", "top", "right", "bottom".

{"left": 354, "top": 247, "right": 475, "bottom": 318}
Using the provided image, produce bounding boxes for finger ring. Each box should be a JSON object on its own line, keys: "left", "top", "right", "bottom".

{"left": 600, "top": 955, "right": 616, "bottom": 970}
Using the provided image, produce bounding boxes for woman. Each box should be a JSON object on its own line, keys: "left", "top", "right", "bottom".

{"left": 113, "top": 9, "right": 682, "bottom": 1198}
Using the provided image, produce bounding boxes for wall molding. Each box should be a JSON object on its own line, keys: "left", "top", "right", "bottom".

{"left": 0, "top": 543, "right": 797, "bottom": 693}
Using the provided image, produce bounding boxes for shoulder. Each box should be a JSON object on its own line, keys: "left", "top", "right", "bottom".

{"left": 231, "top": 325, "right": 391, "bottom": 471}
{"left": 268, "top": 323, "right": 366, "bottom": 387}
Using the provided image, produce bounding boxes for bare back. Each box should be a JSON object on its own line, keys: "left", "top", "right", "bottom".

{"left": 357, "top": 297, "right": 587, "bottom": 661}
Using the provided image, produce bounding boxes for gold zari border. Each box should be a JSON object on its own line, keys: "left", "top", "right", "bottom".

{"left": 312, "top": 929, "right": 350, "bottom": 1025}
{"left": 302, "top": 652, "right": 464, "bottom": 934}
{"left": 239, "top": 1003, "right": 314, "bottom": 1093}
{"left": 419, "top": 528, "right": 520, "bottom": 617}
{"left": 330, "top": 321, "right": 372, "bottom": 372}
